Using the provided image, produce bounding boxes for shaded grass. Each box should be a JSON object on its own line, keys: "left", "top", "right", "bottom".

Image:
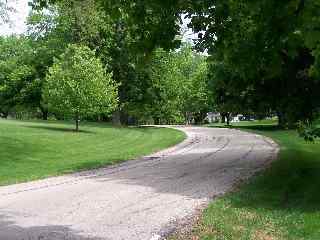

{"left": 206, "top": 119, "right": 279, "bottom": 130}
{"left": 0, "top": 119, "right": 186, "bottom": 186}
{"left": 172, "top": 120, "right": 320, "bottom": 240}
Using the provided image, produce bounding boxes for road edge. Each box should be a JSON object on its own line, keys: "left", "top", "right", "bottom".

{"left": 160, "top": 127, "right": 280, "bottom": 240}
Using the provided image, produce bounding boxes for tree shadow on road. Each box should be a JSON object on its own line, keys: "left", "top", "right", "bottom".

{"left": 0, "top": 214, "right": 104, "bottom": 240}
{"left": 189, "top": 125, "right": 320, "bottom": 239}
{"left": 69, "top": 128, "right": 276, "bottom": 201}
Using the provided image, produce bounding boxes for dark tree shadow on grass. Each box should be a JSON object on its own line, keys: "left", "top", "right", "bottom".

{"left": 209, "top": 124, "right": 281, "bottom": 132}
{"left": 136, "top": 126, "right": 159, "bottom": 129}
{"left": 234, "top": 125, "right": 281, "bottom": 131}
{"left": 226, "top": 150, "right": 320, "bottom": 213}
{"left": 25, "top": 125, "right": 95, "bottom": 134}
{"left": 207, "top": 124, "right": 320, "bottom": 215}
{"left": 1, "top": 124, "right": 320, "bottom": 240}
{"left": 24, "top": 122, "right": 165, "bottom": 134}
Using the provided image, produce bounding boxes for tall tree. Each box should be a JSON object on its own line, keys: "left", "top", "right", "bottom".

{"left": 187, "top": 0, "right": 320, "bottom": 127}
{"left": 43, "top": 44, "right": 118, "bottom": 131}
{"left": 31, "top": 0, "right": 320, "bottom": 129}
{"left": 24, "top": 0, "right": 114, "bottom": 119}
{"left": 0, "top": 36, "right": 36, "bottom": 117}
{"left": 145, "top": 44, "right": 210, "bottom": 124}
{"left": 31, "top": 0, "right": 183, "bottom": 125}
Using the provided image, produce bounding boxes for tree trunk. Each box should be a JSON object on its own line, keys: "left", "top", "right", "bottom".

{"left": 120, "top": 111, "right": 129, "bottom": 125}
{"left": 1, "top": 111, "right": 8, "bottom": 119}
{"left": 194, "top": 111, "right": 206, "bottom": 125}
{"left": 226, "top": 113, "right": 231, "bottom": 126}
{"left": 42, "top": 110, "right": 48, "bottom": 120}
{"left": 154, "top": 117, "right": 160, "bottom": 125}
{"left": 221, "top": 113, "right": 226, "bottom": 123}
{"left": 277, "top": 111, "right": 284, "bottom": 128}
{"left": 39, "top": 105, "right": 48, "bottom": 120}
{"left": 112, "top": 110, "right": 121, "bottom": 125}
{"left": 75, "top": 113, "right": 79, "bottom": 132}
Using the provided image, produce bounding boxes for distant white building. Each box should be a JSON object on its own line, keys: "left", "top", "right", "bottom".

{"left": 206, "top": 112, "right": 221, "bottom": 123}
{"left": 231, "top": 114, "right": 244, "bottom": 123}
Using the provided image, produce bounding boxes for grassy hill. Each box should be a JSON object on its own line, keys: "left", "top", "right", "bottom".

{"left": 0, "top": 119, "right": 185, "bottom": 186}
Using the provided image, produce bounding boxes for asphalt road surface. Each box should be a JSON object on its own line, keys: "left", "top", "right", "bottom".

{"left": 0, "top": 127, "right": 278, "bottom": 240}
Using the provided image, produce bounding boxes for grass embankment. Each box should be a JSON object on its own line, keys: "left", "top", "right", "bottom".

{"left": 173, "top": 120, "right": 320, "bottom": 240}
{"left": 0, "top": 119, "right": 185, "bottom": 186}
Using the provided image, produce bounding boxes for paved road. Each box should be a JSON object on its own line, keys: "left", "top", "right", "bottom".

{"left": 0, "top": 127, "right": 278, "bottom": 240}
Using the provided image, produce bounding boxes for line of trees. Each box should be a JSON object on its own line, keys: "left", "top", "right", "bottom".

{"left": 1, "top": 0, "right": 320, "bottom": 136}
{"left": 0, "top": 0, "right": 211, "bottom": 130}
{"left": 191, "top": 0, "right": 320, "bottom": 130}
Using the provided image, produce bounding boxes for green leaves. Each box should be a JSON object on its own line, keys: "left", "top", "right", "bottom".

{"left": 24, "top": 0, "right": 320, "bottom": 128}
{"left": 310, "top": 46, "right": 320, "bottom": 79}
{"left": 298, "top": 121, "right": 320, "bottom": 142}
{"left": 0, "top": 36, "right": 37, "bottom": 112}
{"left": 188, "top": 0, "right": 320, "bottom": 126}
{"left": 146, "top": 44, "right": 209, "bottom": 124}
{"left": 43, "top": 44, "right": 118, "bottom": 120}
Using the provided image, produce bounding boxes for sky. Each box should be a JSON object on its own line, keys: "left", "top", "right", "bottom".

{"left": 0, "top": 0, "right": 196, "bottom": 42}
{"left": 0, "top": 0, "right": 30, "bottom": 36}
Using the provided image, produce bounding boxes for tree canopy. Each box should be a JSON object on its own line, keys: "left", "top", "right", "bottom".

{"left": 44, "top": 44, "right": 118, "bottom": 131}
{"left": 0, "top": 36, "right": 36, "bottom": 117}
{"left": 1, "top": 0, "right": 320, "bottom": 137}
{"left": 187, "top": 0, "right": 320, "bottom": 128}
{"left": 145, "top": 44, "right": 209, "bottom": 124}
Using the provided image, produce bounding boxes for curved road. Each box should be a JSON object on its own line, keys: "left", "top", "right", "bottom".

{"left": 0, "top": 127, "right": 278, "bottom": 240}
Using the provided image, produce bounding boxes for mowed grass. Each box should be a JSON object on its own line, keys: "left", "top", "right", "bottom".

{"left": 206, "top": 119, "right": 277, "bottom": 128}
{"left": 172, "top": 120, "right": 320, "bottom": 240}
{"left": 0, "top": 119, "right": 186, "bottom": 186}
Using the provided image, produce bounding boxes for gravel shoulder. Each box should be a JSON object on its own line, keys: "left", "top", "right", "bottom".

{"left": 0, "top": 127, "right": 278, "bottom": 240}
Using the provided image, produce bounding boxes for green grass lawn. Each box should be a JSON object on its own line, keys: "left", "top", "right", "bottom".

{"left": 172, "top": 121, "right": 320, "bottom": 240}
{"left": 0, "top": 119, "right": 185, "bottom": 186}
{"left": 206, "top": 119, "right": 278, "bottom": 128}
